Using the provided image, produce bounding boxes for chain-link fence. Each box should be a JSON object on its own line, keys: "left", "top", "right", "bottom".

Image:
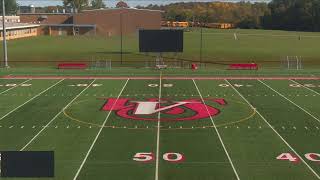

{"left": 1, "top": 28, "right": 320, "bottom": 71}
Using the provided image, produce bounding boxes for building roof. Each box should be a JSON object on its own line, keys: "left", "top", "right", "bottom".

{"left": 19, "top": 13, "right": 73, "bottom": 15}
{"left": 40, "top": 24, "right": 96, "bottom": 28}
{"left": 0, "top": 23, "right": 40, "bottom": 31}
{"left": 82, "top": 7, "right": 163, "bottom": 13}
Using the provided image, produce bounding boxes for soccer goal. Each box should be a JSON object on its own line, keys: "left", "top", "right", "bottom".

{"left": 90, "top": 57, "right": 112, "bottom": 70}
{"left": 281, "top": 56, "right": 303, "bottom": 70}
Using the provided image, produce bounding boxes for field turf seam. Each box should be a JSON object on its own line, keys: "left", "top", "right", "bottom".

{"left": 225, "top": 79, "right": 320, "bottom": 179}
{"left": 0, "top": 79, "right": 32, "bottom": 95}
{"left": 20, "top": 79, "right": 96, "bottom": 151}
{"left": 0, "top": 79, "right": 65, "bottom": 122}
{"left": 72, "top": 78, "right": 129, "bottom": 180}
{"left": 290, "top": 79, "right": 320, "bottom": 96}
{"left": 258, "top": 80, "right": 320, "bottom": 124}
{"left": 193, "top": 79, "right": 241, "bottom": 180}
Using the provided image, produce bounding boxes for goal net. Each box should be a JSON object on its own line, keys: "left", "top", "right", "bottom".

{"left": 281, "top": 56, "right": 303, "bottom": 70}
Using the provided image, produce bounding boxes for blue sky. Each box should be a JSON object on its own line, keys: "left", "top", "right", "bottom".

{"left": 17, "top": 0, "right": 270, "bottom": 8}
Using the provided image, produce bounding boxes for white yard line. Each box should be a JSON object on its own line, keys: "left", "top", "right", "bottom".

{"left": 0, "top": 79, "right": 32, "bottom": 95}
{"left": 225, "top": 79, "right": 320, "bottom": 179}
{"left": 259, "top": 80, "right": 320, "bottom": 124}
{"left": 0, "top": 79, "right": 64, "bottom": 122}
{"left": 20, "top": 79, "right": 96, "bottom": 151}
{"left": 290, "top": 79, "right": 320, "bottom": 96}
{"left": 72, "top": 79, "right": 129, "bottom": 180}
{"left": 193, "top": 79, "right": 240, "bottom": 180}
{"left": 155, "top": 72, "right": 162, "bottom": 180}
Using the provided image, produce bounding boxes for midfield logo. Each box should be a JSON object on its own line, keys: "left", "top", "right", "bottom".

{"left": 101, "top": 98, "right": 227, "bottom": 121}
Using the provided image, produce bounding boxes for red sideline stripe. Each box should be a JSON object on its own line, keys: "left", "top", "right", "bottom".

{"left": 1, "top": 75, "right": 320, "bottom": 80}
{"left": 58, "top": 63, "right": 87, "bottom": 69}
{"left": 229, "top": 63, "right": 258, "bottom": 70}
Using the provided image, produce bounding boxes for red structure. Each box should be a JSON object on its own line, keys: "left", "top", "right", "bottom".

{"left": 228, "top": 63, "right": 258, "bottom": 70}
{"left": 58, "top": 63, "right": 87, "bottom": 69}
{"left": 191, "top": 63, "right": 198, "bottom": 70}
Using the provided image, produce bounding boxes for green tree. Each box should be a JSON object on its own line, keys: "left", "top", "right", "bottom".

{"left": 63, "top": 0, "right": 89, "bottom": 12}
{"left": 263, "top": 0, "right": 320, "bottom": 31}
{"left": 91, "top": 0, "right": 105, "bottom": 9}
{"left": 0, "top": 0, "right": 18, "bottom": 15}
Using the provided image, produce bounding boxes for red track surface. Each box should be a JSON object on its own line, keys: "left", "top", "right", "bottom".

{"left": 1, "top": 75, "right": 320, "bottom": 80}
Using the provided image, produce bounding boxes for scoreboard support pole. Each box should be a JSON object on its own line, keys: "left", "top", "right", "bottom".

{"left": 120, "top": 13, "right": 123, "bottom": 65}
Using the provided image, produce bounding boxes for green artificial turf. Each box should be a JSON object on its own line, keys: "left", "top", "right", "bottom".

{"left": 0, "top": 76, "right": 320, "bottom": 180}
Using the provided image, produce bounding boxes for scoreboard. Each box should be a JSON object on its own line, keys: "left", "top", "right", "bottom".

{"left": 139, "top": 29, "right": 184, "bottom": 53}
{"left": 0, "top": 151, "right": 54, "bottom": 177}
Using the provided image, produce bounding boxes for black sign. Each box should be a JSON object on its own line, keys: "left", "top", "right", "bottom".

{"left": 1, "top": 151, "right": 54, "bottom": 177}
{"left": 139, "top": 29, "right": 184, "bottom": 52}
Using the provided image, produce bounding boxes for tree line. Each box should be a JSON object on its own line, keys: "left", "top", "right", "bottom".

{"left": 137, "top": 0, "right": 320, "bottom": 32}
{"left": 2, "top": 0, "right": 320, "bottom": 31}
{"left": 1, "top": 0, "right": 106, "bottom": 15}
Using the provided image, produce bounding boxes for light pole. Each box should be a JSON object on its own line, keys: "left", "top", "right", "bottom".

{"left": 2, "top": 0, "right": 8, "bottom": 68}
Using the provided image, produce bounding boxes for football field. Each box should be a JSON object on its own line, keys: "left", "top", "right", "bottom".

{"left": 0, "top": 74, "right": 320, "bottom": 180}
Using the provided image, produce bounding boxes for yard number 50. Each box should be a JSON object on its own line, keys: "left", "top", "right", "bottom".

{"left": 133, "top": 152, "right": 184, "bottom": 163}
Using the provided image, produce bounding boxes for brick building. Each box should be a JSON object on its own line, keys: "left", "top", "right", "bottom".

{"left": 0, "top": 16, "right": 39, "bottom": 40}
{"left": 19, "top": 8, "right": 162, "bottom": 36}
{"left": 0, "top": 23, "right": 39, "bottom": 40}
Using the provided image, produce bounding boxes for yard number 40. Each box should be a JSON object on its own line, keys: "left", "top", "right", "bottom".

{"left": 276, "top": 153, "right": 320, "bottom": 163}
{"left": 133, "top": 152, "right": 184, "bottom": 163}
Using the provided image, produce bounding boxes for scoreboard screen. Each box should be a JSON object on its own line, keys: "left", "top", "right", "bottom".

{"left": 139, "top": 29, "right": 184, "bottom": 52}
{"left": 0, "top": 151, "right": 54, "bottom": 178}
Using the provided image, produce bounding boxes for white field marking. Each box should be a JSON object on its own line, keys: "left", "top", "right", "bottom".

{"left": 72, "top": 79, "right": 129, "bottom": 180}
{"left": 225, "top": 79, "right": 320, "bottom": 179}
{"left": 20, "top": 79, "right": 96, "bottom": 151}
{"left": 193, "top": 79, "right": 240, "bottom": 180}
{"left": 259, "top": 80, "right": 320, "bottom": 124}
{"left": 0, "top": 79, "right": 32, "bottom": 95}
{"left": 155, "top": 72, "right": 162, "bottom": 180}
{"left": 290, "top": 79, "right": 320, "bottom": 96}
{"left": 0, "top": 79, "right": 64, "bottom": 122}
